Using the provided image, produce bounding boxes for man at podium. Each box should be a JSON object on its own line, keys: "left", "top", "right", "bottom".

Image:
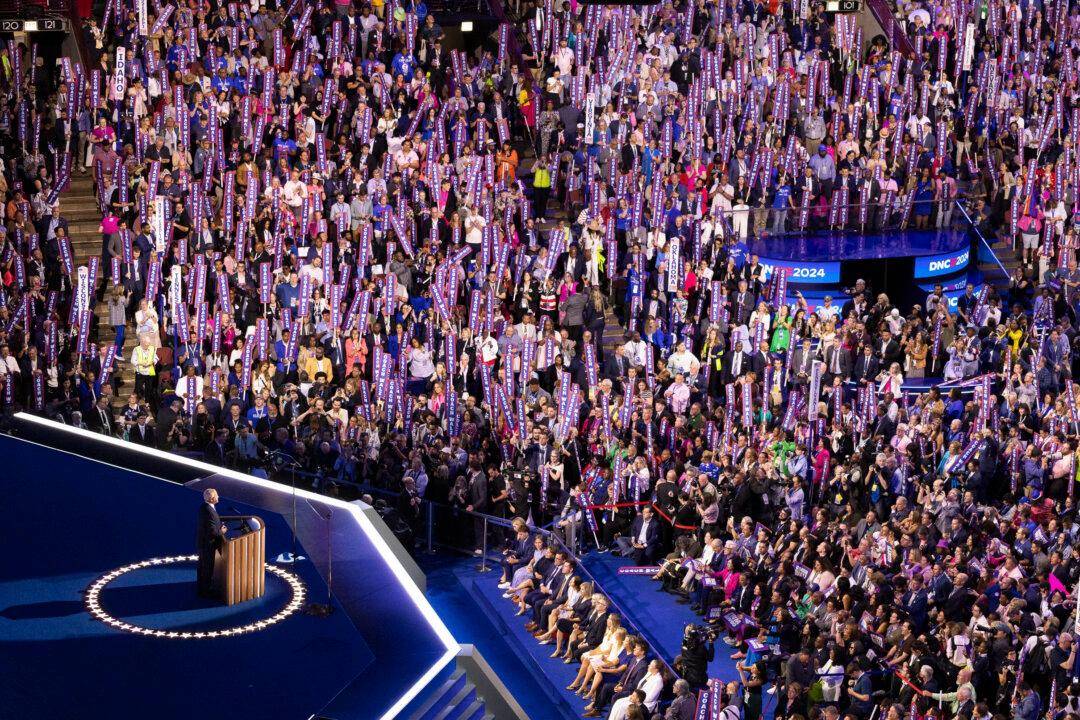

{"left": 196, "top": 488, "right": 226, "bottom": 597}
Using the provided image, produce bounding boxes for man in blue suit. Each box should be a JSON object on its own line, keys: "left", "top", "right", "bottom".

{"left": 586, "top": 637, "right": 651, "bottom": 716}
{"left": 614, "top": 506, "right": 661, "bottom": 565}
{"left": 901, "top": 574, "right": 929, "bottom": 633}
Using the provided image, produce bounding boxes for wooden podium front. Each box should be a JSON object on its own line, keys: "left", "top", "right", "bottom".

{"left": 213, "top": 516, "right": 266, "bottom": 606}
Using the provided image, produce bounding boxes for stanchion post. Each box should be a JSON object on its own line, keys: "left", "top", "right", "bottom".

{"left": 425, "top": 501, "right": 434, "bottom": 554}
{"left": 477, "top": 515, "right": 491, "bottom": 572}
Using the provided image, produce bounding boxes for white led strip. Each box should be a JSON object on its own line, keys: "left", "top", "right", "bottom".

{"left": 84, "top": 555, "right": 306, "bottom": 639}
{"left": 15, "top": 414, "right": 460, "bottom": 719}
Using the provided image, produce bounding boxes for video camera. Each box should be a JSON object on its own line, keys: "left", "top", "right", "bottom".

{"left": 682, "top": 624, "right": 719, "bottom": 650}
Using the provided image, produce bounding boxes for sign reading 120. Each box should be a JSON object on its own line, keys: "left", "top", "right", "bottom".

{"left": 758, "top": 258, "right": 841, "bottom": 284}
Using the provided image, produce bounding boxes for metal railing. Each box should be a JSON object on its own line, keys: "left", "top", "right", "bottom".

{"left": 0, "top": 0, "right": 71, "bottom": 17}
{"left": 863, "top": 0, "right": 917, "bottom": 58}
{"left": 707, "top": 193, "right": 979, "bottom": 238}
{"left": 286, "top": 467, "right": 684, "bottom": 681}
{"left": 954, "top": 198, "right": 1010, "bottom": 281}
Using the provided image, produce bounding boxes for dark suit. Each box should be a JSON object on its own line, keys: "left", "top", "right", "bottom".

{"left": 901, "top": 587, "right": 929, "bottom": 632}
{"left": 617, "top": 516, "right": 662, "bottom": 564}
{"left": 728, "top": 291, "right": 755, "bottom": 326}
{"left": 129, "top": 422, "right": 156, "bottom": 446}
{"left": 790, "top": 346, "right": 816, "bottom": 384}
{"left": 196, "top": 502, "right": 225, "bottom": 596}
{"left": 87, "top": 405, "right": 115, "bottom": 435}
{"left": 823, "top": 345, "right": 852, "bottom": 382}
{"left": 573, "top": 609, "right": 611, "bottom": 661}
{"left": 877, "top": 339, "right": 901, "bottom": 368}
{"left": 594, "top": 653, "right": 651, "bottom": 710}
{"left": 749, "top": 351, "right": 769, "bottom": 378}
{"left": 722, "top": 350, "right": 750, "bottom": 384}
{"left": 204, "top": 439, "right": 229, "bottom": 466}
{"left": 852, "top": 353, "right": 879, "bottom": 384}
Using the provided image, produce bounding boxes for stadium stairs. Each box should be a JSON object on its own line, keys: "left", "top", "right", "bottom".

{"left": 407, "top": 666, "right": 493, "bottom": 720}
{"left": 64, "top": 173, "right": 138, "bottom": 411}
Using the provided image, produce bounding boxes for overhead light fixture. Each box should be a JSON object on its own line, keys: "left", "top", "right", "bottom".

{"left": 461, "top": 21, "right": 473, "bottom": 32}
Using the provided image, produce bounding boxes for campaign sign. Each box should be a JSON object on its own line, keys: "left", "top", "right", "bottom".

{"left": 913, "top": 247, "right": 971, "bottom": 278}
{"left": 758, "top": 257, "right": 841, "bottom": 284}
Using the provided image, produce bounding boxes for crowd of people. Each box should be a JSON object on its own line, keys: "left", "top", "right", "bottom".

{"left": 4, "top": 0, "right": 1080, "bottom": 717}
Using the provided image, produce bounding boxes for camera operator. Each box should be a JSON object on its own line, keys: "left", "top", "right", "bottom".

{"left": 675, "top": 624, "right": 716, "bottom": 690}
{"left": 691, "top": 477, "right": 721, "bottom": 537}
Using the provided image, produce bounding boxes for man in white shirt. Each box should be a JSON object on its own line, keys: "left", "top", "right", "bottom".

{"left": 622, "top": 333, "right": 647, "bottom": 368}
{"left": 0, "top": 344, "right": 20, "bottom": 380}
{"left": 464, "top": 207, "right": 486, "bottom": 246}
{"left": 550, "top": 39, "right": 574, "bottom": 76}
{"left": 282, "top": 169, "right": 308, "bottom": 213}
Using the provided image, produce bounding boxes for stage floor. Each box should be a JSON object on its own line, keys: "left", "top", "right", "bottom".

{"left": 0, "top": 432, "right": 382, "bottom": 719}
{"left": 749, "top": 226, "right": 968, "bottom": 261}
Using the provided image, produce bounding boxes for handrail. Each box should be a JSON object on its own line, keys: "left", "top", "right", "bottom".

{"left": 954, "top": 198, "right": 1010, "bottom": 281}
{"left": 863, "top": 0, "right": 917, "bottom": 58}
{"left": 668, "top": 192, "right": 984, "bottom": 237}
{"left": 300, "top": 466, "right": 686, "bottom": 681}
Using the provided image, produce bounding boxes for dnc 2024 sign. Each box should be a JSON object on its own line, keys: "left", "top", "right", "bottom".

{"left": 758, "top": 258, "right": 841, "bottom": 284}
{"left": 914, "top": 249, "right": 970, "bottom": 278}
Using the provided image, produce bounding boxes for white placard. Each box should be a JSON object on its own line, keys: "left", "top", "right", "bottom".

{"left": 113, "top": 46, "right": 127, "bottom": 99}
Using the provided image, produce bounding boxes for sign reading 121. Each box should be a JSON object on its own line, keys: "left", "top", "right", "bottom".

{"left": 757, "top": 258, "right": 841, "bottom": 284}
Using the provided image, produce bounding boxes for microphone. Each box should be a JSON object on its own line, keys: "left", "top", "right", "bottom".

{"left": 230, "top": 507, "right": 252, "bottom": 534}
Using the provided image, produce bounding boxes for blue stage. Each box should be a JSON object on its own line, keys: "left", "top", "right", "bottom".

{"left": 750, "top": 227, "right": 969, "bottom": 263}
{"left": 0, "top": 417, "right": 459, "bottom": 720}
{"left": 747, "top": 227, "right": 976, "bottom": 310}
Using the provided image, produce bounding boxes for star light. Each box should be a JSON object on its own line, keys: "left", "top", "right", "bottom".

{"left": 84, "top": 556, "right": 305, "bottom": 639}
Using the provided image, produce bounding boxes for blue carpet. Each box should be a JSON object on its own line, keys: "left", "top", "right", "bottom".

{"left": 461, "top": 565, "right": 589, "bottom": 720}
{"left": 419, "top": 554, "right": 573, "bottom": 720}
{"left": 581, "top": 552, "right": 778, "bottom": 718}
{"left": 0, "top": 434, "right": 374, "bottom": 720}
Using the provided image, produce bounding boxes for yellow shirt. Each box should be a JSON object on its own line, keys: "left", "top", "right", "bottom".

{"left": 303, "top": 356, "right": 333, "bottom": 384}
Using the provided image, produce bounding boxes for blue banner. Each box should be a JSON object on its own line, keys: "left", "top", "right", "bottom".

{"left": 913, "top": 248, "right": 971, "bottom": 278}
{"left": 758, "top": 257, "right": 841, "bottom": 284}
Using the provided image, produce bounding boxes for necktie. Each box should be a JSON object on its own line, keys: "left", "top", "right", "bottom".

{"left": 100, "top": 408, "right": 108, "bottom": 427}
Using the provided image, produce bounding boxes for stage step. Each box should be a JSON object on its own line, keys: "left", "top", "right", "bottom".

{"left": 409, "top": 669, "right": 494, "bottom": 720}
{"left": 412, "top": 670, "right": 468, "bottom": 720}
{"left": 431, "top": 683, "right": 477, "bottom": 720}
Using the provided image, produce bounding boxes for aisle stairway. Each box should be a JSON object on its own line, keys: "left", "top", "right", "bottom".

{"left": 63, "top": 173, "right": 137, "bottom": 410}
{"left": 408, "top": 669, "right": 493, "bottom": 720}
{"left": 977, "top": 232, "right": 1021, "bottom": 289}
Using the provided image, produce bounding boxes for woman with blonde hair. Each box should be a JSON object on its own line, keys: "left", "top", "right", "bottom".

{"left": 567, "top": 615, "right": 623, "bottom": 691}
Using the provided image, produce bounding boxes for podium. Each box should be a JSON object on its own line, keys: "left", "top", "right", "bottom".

{"left": 213, "top": 516, "right": 266, "bottom": 606}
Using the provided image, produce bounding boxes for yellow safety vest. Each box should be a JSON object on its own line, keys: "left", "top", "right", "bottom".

{"left": 134, "top": 346, "right": 156, "bottom": 375}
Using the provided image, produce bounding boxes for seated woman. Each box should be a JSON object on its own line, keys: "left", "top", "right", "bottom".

{"left": 562, "top": 595, "right": 612, "bottom": 663}
{"left": 577, "top": 630, "right": 632, "bottom": 703}
{"left": 568, "top": 616, "right": 623, "bottom": 691}
{"left": 503, "top": 537, "right": 551, "bottom": 600}
{"left": 538, "top": 579, "right": 591, "bottom": 653}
